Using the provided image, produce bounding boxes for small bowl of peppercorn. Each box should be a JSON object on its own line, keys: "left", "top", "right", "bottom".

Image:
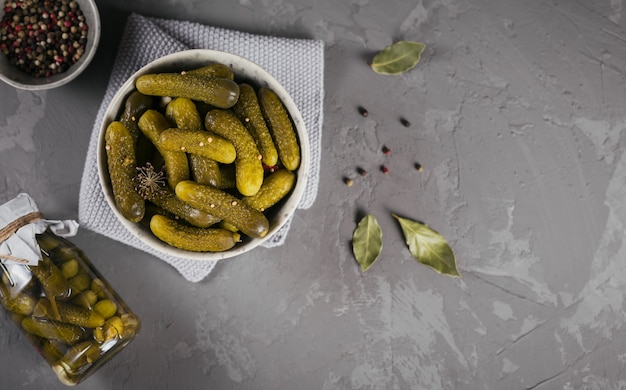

{"left": 0, "top": 0, "right": 100, "bottom": 90}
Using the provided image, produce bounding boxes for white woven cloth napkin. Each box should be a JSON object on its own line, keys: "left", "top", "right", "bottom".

{"left": 78, "top": 14, "right": 324, "bottom": 282}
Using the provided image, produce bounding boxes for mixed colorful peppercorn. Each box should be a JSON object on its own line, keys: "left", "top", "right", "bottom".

{"left": 0, "top": 0, "right": 89, "bottom": 78}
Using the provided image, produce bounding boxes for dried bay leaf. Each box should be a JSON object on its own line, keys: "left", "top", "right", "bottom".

{"left": 392, "top": 214, "right": 460, "bottom": 277}
{"left": 371, "top": 41, "right": 426, "bottom": 75}
{"left": 352, "top": 214, "right": 383, "bottom": 272}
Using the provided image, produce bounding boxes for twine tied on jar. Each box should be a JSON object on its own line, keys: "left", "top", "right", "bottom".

{"left": 0, "top": 211, "right": 43, "bottom": 264}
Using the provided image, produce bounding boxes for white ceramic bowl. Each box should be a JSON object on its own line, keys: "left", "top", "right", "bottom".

{"left": 0, "top": 0, "right": 101, "bottom": 90}
{"left": 97, "top": 49, "right": 310, "bottom": 261}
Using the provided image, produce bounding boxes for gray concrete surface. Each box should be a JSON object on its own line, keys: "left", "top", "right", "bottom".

{"left": 2, "top": 0, "right": 626, "bottom": 389}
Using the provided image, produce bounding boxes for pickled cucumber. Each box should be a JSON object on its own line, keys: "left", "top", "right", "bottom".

{"left": 175, "top": 180, "right": 269, "bottom": 238}
{"left": 90, "top": 279, "right": 107, "bottom": 300}
{"left": 165, "top": 97, "right": 223, "bottom": 186}
{"left": 233, "top": 83, "right": 279, "bottom": 166}
{"left": 143, "top": 185, "right": 220, "bottom": 228}
{"left": 187, "top": 63, "right": 234, "bottom": 80}
{"left": 189, "top": 156, "right": 221, "bottom": 187}
{"left": 120, "top": 91, "right": 153, "bottom": 143}
{"left": 68, "top": 273, "right": 91, "bottom": 293}
{"left": 258, "top": 87, "right": 301, "bottom": 171}
{"left": 106, "top": 316, "right": 124, "bottom": 335}
{"left": 204, "top": 109, "right": 264, "bottom": 196}
{"left": 60, "top": 340, "right": 102, "bottom": 373}
{"left": 22, "top": 316, "right": 86, "bottom": 344}
{"left": 37, "top": 231, "right": 61, "bottom": 252}
{"left": 0, "top": 283, "right": 37, "bottom": 315}
{"left": 29, "top": 254, "right": 71, "bottom": 320}
{"left": 119, "top": 90, "right": 154, "bottom": 174}
{"left": 242, "top": 169, "right": 296, "bottom": 211}
{"left": 71, "top": 290, "right": 98, "bottom": 310}
{"left": 150, "top": 214, "right": 241, "bottom": 252}
{"left": 136, "top": 73, "right": 240, "bottom": 109}
{"left": 60, "top": 259, "right": 79, "bottom": 279}
{"left": 138, "top": 109, "right": 190, "bottom": 189}
{"left": 41, "top": 339, "right": 66, "bottom": 363}
{"left": 158, "top": 129, "right": 236, "bottom": 164}
{"left": 105, "top": 121, "right": 145, "bottom": 223}
{"left": 93, "top": 316, "right": 123, "bottom": 343}
{"left": 93, "top": 299, "right": 117, "bottom": 319}
{"left": 165, "top": 97, "right": 203, "bottom": 131}
{"left": 213, "top": 163, "right": 236, "bottom": 190}
{"left": 217, "top": 170, "right": 295, "bottom": 235}
{"left": 33, "top": 298, "right": 105, "bottom": 328}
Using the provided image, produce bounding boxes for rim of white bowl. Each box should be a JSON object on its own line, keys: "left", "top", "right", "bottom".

{"left": 97, "top": 49, "right": 310, "bottom": 261}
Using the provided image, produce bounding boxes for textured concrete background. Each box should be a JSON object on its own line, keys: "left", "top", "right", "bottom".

{"left": 2, "top": 0, "right": 626, "bottom": 389}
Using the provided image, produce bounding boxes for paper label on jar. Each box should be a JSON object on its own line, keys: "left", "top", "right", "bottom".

{"left": 0, "top": 193, "right": 79, "bottom": 266}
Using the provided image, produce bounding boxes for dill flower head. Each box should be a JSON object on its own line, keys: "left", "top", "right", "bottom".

{"left": 134, "top": 163, "right": 166, "bottom": 199}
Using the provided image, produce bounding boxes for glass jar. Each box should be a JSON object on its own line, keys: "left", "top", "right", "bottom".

{"left": 0, "top": 194, "right": 140, "bottom": 386}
